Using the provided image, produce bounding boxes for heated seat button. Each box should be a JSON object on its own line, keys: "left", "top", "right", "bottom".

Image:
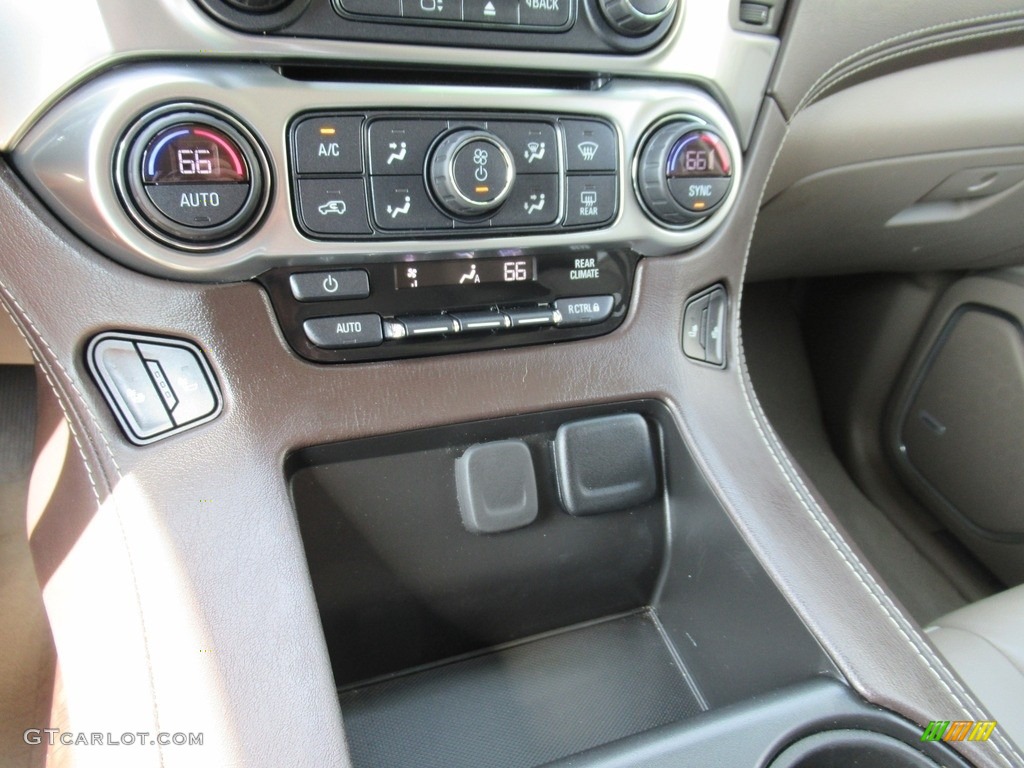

{"left": 565, "top": 176, "right": 617, "bottom": 226}
{"left": 86, "top": 332, "right": 223, "bottom": 445}
{"left": 90, "top": 340, "right": 174, "bottom": 439}
{"left": 368, "top": 119, "right": 447, "bottom": 176}
{"left": 296, "top": 178, "right": 372, "bottom": 235}
{"left": 705, "top": 287, "right": 727, "bottom": 365}
{"left": 289, "top": 270, "right": 370, "bottom": 301}
{"left": 136, "top": 342, "right": 219, "bottom": 427}
{"left": 292, "top": 116, "right": 363, "bottom": 175}
{"left": 304, "top": 314, "right": 384, "bottom": 349}
{"left": 145, "top": 184, "right": 249, "bottom": 228}
{"left": 681, "top": 293, "right": 710, "bottom": 361}
{"left": 561, "top": 120, "right": 617, "bottom": 173}
{"left": 554, "top": 295, "right": 614, "bottom": 326}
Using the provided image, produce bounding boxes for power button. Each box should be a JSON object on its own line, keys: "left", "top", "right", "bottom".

{"left": 288, "top": 270, "right": 371, "bottom": 302}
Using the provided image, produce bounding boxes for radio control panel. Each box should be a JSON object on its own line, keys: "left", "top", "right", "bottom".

{"left": 289, "top": 112, "right": 619, "bottom": 239}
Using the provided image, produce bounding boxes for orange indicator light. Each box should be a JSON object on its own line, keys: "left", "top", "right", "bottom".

{"left": 319, "top": 127, "right": 336, "bottom": 135}
{"left": 475, "top": 186, "right": 490, "bottom": 193}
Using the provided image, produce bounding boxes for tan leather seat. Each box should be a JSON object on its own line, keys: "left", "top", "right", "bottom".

{"left": 926, "top": 585, "right": 1024, "bottom": 751}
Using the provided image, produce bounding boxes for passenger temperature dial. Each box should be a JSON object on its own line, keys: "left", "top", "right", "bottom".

{"left": 120, "top": 107, "right": 269, "bottom": 249}
{"left": 636, "top": 120, "right": 734, "bottom": 227}
{"left": 428, "top": 129, "right": 516, "bottom": 218}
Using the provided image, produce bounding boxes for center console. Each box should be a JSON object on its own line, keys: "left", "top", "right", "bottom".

{"left": 2, "top": 1, "right": 1000, "bottom": 767}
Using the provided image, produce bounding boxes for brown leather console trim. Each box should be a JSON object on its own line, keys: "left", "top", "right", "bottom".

{"left": 0, "top": 99, "right": 1019, "bottom": 765}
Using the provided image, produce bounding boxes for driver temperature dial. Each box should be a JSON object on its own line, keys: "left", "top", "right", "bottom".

{"left": 428, "top": 129, "right": 516, "bottom": 218}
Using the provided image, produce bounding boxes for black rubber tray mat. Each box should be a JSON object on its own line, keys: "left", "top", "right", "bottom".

{"left": 338, "top": 611, "right": 703, "bottom": 768}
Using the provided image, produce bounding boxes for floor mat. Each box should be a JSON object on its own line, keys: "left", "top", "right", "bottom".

{"left": 742, "top": 289, "right": 969, "bottom": 625}
{"left": 0, "top": 365, "right": 36, "bottom": 484}
{"left": 0, "top": 364, "right": 54, "bottom": 768}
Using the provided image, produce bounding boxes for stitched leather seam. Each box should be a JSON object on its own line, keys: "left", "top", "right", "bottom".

{"left": 0, "top": 286, "right": 103, "bottom": 509}
{"left": 804, "top": 23, "right": 1024, "bottom": 111}
{"left": 0, "top": 277, "right": 164, "bottom": 766}
{"left": 794, "top": 9, "right": 1024, "bottom": 114}
{"left": 733, "top": 115, "right": 1021, "bottom": 768}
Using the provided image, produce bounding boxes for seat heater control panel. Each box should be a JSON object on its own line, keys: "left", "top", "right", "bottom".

{"left": 289, "top": 112, "right": 618, "bottom": 240}
{"left": 257, "top": 252, "right": 636, "bottom": 362}
{"left": 86, "top": 332, "right": 223, "bottom": 445}
{"left": 682, "top": 284, "right": 727, "bottom": 366}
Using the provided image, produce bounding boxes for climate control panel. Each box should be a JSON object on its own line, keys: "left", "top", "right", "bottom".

{"left": 289, "top": 111, "right": 618, "bottom": 239}
{"left": 258, "top": 251, "right": 636, "bottom": 362}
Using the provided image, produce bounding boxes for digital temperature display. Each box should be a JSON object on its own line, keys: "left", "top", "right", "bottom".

{"left": 665, "top": 131, "right": 731, "bottom": 178}
{"left": 141, "top": 124, "right": 249, "bottom": 185}
{"left": 395, "top": 258, "right": 538, "bottom": 289}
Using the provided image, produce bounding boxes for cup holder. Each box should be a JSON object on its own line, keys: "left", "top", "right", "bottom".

{"left": 768, "top": 729, "right": 941, "bottom": 767}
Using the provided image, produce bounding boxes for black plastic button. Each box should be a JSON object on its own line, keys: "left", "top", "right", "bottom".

{"left": 450, "top": 310, "right": 509, "bottom": 332}
{"left": 554, "top": 295, "right": 614, "bottom": 326}
{"left": 519, "top": 0, "right": 570, "bottom": 26}
{"left": 135, "top": 342, "right": 219, "bottom": 427}
{"left": 296, "top": 178, "right": 372, "bottom": 235}
{"left": 562, "top": 120, "right": 617, "bottom": 173}
{"left": 303, "top": 314, "right": 384, "bottom": 349}
{"left": 91, "top": 340, "right": 174, "bottom": 439}
{"left": 289, "top": 270, "right": 370, "bottom": 302}
{"left": 682, "top": 293, "right": 710, "bottom": 361}
{"left": 565, "top": 176, "right": 616, "bottom": 226}
{"left": 504, "top": 306, "right": 559, "bottom": 328}
{"left": 668, "top": 177, "right": 731, "bottom": 213}
{"left": 292, "top": 116, "right": 363, "bottom": 175}
{"left": 370, "top": 176, "right": 453, "bottom": 230}
{"left": 339, "top": 0, "right": 401, "bottom": 15}
{"left": 464, "top": 0, "right": 517, "bottom": 23}
{"left": 489, "top": 122, "right": 559, "bottom": 175}
{"left": 145, "top": 184, "right": 249, "bottom": 228}
{"left": 553, "top": 414, "right": 657, "bottom": 516}
{"left": 368, "top": 119, "right": 446, "bottom": 176}
{"left": 402, "top": 0, "right": 461, "bottom": 20}
{"left": 491, "top": 173, "right": 559, "bottom": 228}
{"left": 705, "top": 288, "right": 727, "bottom": 365}
{"left": 87, "top": 333, "right": 222, "bottom": 446}
{"left": 396, "top": 315, "right": 459, "bottom": 337}
{"left": 452, "top": 139, "right": 512, "bottom": 207}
